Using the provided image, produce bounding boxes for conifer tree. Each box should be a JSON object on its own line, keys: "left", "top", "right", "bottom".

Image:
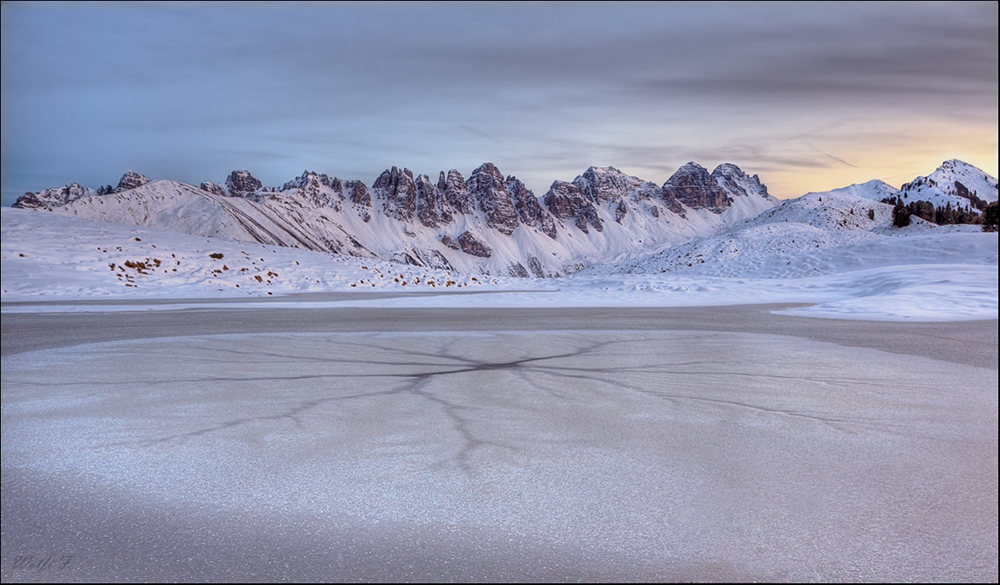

{"left": 983, "top": 202, "right": 999, "bottom": 232}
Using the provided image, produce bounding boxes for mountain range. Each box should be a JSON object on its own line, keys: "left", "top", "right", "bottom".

{"left": 12, "top": 159, "right": 997, "bottom": 276}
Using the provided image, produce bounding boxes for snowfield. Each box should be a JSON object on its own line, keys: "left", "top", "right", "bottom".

{"left": 2, "top": 201, "right": 996, "bottom": 321}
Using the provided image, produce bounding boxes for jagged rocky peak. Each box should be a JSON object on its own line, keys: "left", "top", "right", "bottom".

{"left": 283, "top": 170, "right": 347, "bottom": 208}
{"left": 467, "top": 163, "right": 520, "bottom": 236}
{"left": 439, "top": 169, "right": 474, "bottom": 215}
{"left": 662, "top": 162, "right": 730, "bottom": 213}
{"left": 711, "top": 163, "right": 771, "bottom": 200}
{"left": 506, "top": 175, "right": 557, "bottom": 239}
{"left": 414, "top": 173, "right": 452, "bottom": 228}
{"left": 573, "top": 166, "right": 651, "bottom": 204}
{"left": 115, "top": 170, "right": 150, "bottom": 192}
{"left": 469, "top": 162, "right": 505, "bottom": 189}
{"left": 12, "top": 182, "right": 94, "bottom": 209}
{"left": 225, "top": 170, "right": 263, "bottom": 198}
{"left": 373, "top": 166, "right": 417, "bottom": 222}
{"left": 345, "top": 180, "right": 371, "bottom": 208}
{"left": 543, "top": 180, "right": 603, "bottom": 234}
{"left": 283, "top": 170, "right": 324, "bottom": 191}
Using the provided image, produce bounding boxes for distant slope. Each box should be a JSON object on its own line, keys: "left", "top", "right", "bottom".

{"left": 589, "top": 186, "right": 991, "bottom": 279}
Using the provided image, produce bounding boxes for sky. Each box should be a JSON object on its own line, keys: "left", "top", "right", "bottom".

{"left": 1, "top": 1, "right": 997, "bottom": 206}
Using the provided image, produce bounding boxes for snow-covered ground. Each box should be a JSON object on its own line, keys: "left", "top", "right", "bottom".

{"left": 2, "top": 206, "right": 997, "bottom": 321}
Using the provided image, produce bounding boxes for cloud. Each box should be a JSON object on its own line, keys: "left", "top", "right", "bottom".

{"left": 2, "top": 2, "right": 997, "bottom": 205}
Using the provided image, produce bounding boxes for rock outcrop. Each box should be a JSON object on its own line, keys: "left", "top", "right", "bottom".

{"left": 439, "top": 169, "right": 475, "bottom": 215}
{"left": 373, "top": 167, "right": 417, "bottom": 222}
{"left": 12, "top": 182, "right": 94, "bottom": 209}
{"left": 543, "top": 180, "right": 604, "bottom": 233}
{"left": 457, "top": 230, "right": 492, "bottom": 258}
{"left": 225, "top": 170, "right": 263, "bottom": 198}
{"left": 415, "top": 173, "right": 452, "bottom": 228}
{"left": 467, "top": 163, "right": 520, "bottom": 236}
{"left": 573, "top": 166, "right": 651, "bottom": 204}
{"left": 711, "top": 163, "right": 771, "bottom": 200}
{"left": 282, "top": 170, "right": 348, "bottom": 208}
{"left": 115, "top": 171, "right": 151, "bottom": 192}
{"left": 506, "top": 176, "right": 557, "bottom": 239}
{"left": 662, "top": 162, "right": 729, "bottom": 213}
{"left": 199, "top": 181, "right": 227, "bottom": 197}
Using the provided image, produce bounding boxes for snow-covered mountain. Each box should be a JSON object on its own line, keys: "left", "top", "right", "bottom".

{"left": 586, "top": 174, "right": 993, "bottom": 279}
{"left": 832, "top": 159, "right": 997, "bottom": 213}
{"left": 13, "top": 159, "right": 995, "bottom": 277}
{"left": 897, "top": 159, "right": 997, "bottom": 210}
{"left": 12, "top": 162, "right": 775, "bottom": 276}
{"left": 5, "top": 159, "right": 996, "bottom": 320}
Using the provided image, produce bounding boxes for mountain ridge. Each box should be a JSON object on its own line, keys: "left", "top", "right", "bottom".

{"left": 12, "top": 161, "right": 775, "bottom": 276}
{"left": 12, "top": 159, "right": 995, "bottom": 276}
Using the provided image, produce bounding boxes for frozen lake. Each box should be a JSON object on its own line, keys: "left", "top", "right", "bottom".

{"left": 2, "top": 305, "right": 997, "bottom": 582}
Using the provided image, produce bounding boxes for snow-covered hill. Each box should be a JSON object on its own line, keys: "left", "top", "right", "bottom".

{"left": 587, "top": 183, "right": 990, "bottom": 279}
{"left": 837, "top": 159, "right": 997, "bottom": 213}
{"left": 0, "top": 206, "right": 505, "bottom": 299}
{"left": 6, "top": 159, "right": 997, "bottom": 320}
{"left": 2, "top": 204, "right": 995, "bottom": 322}
{"left": 804, "top": 179, "right": 900, "bottom": 205}
{"left": 12, "top": 162, "right": 776, "bottom": 276}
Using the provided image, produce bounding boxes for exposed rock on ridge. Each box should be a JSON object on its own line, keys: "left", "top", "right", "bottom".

{"left": 116, "top": 170, "right": 150, "bottom": 192}
{"left": 467, "top": 163, "right": 521, "bottom": 236}
{"left": 711, "top": 163, "right": 771, "bottom": 200}
{"left": 506, "top": 176, "right": 557, "bottom": 239}
{"left": 12, "top": 182, "right": 94, "bottom": 209}
{"left": 662, "top": 162, "right": 730, "bottom": 213}
{"left": 226, "top": 170, "right": 263, "bottom": 198}
{"left": 543, "top": 180, "right": 604, "bottom": 234}
{"left": 439, "top": 170, "right": 475, "bottom": 215}
{"left": 373, "top": 167, "right": 417, "bottom": 222}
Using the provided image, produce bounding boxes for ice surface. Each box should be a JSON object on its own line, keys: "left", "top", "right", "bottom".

{"left": 2, "top": 328, "right": 997, "bottom": 581}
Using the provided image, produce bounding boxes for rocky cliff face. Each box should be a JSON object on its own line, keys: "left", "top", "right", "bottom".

{"left": 467, "top": 163, "right": 521, "bottom": 236}
{"left": 415, "top": 173, "right": 452, "bottom": 228}
{"left": 347, "top": 180, "right": 371, "bottom": 208}
{"left": 573, "top": 166, "right": 649, "bottom": 204}
{"left": 439, "top": 169, "right": 475, "bottom": 215}
{"left": 662, "top": 162, "right": 730, "bottom": 213}
{"left": 543, "top": 180, "right": 604, "bottom": 234}
{"left": 373, "top": 167, "right": 417, "bottom": 222}
{"left": 458, "top": 230, "right": 492, "bottom": 258}
{"left": 711, "top": 163, "right": 771, "bottom": 200}
{"left": 225, "top": 170, "right": 263, "bottom": 198}
{"left": 506, "top": 176, "right": 557, "bottom": 239}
